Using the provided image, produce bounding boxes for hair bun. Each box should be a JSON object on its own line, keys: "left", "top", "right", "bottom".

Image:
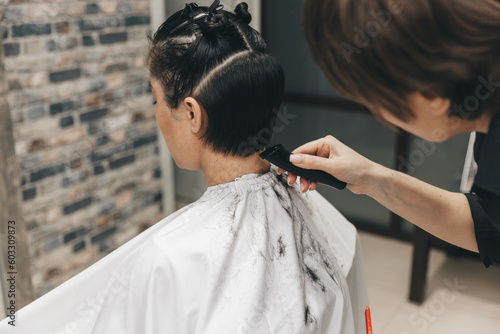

{"left": 234, "top": 2, "right": 251, "bottom": 25}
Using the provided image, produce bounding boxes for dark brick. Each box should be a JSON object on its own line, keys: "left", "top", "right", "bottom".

{"left": 30, "top": 164, "right": 65, "bottom": 182}
{"left": 154, "top": 168, "right": 161, "bottom": 179}
{"left": 27, "top": 221, "right": 38, "bottom": 231}
{"left": 60, "top": 115, "right": 74, "bottom": 128}
{"left": 90, "top": 148, "right": 114, "bottom": 162}
{"left": 73, "top": 240, "right": 86, "bottom": 253}
{"left": 125, "top": 15, "right": 150, "bottom": 26}
{"left": 114, "top": 181, "right": 136, "bottom": 194}
{"left": 79, "top": 108, "right": 108, "bottom": 122}
{"left": 61, "top": 173, "right": 86, "bottom": 188}
{"left": 133, "top": 134, "right": 158, "bottom": 148}
{"left": 104, "top": 62, "right": 128, "bottom": 74}
{"left": 99, "top": 32, "right": 127, "bottom": 44}
{"left": 91, "top": 226, "right": 117, "bottom": 244}
{"left": 49, "top": 68, "right": 81, "bottom": 83}
{"left": 12, "top": 24, "right": 51, "bottom": 38}
{"left": 86, "top": 4, "right": 100, "bottom": 14}
{"left": 87, "top": 79, "right": 106, "bottom": 93}
{"left": 8, "top": 79, "right": 22, "bottom": 91}
{"left": 22, "top": 187, "right": 37, "bottom": 201}
{"left": 78, "top": 19, "right": 105, "bottom": 31}
{"left": 46, "top": 37, "right": 78, "bottom": 51}
{"left": 87, "top": 121, "right": 106, "bottom": 135}
{"left": 103, "top": 88, "right": 128, "bottom": 103}
{"left": 63, "top": 197, "right": 92, "bottom": 215}
{"left": 50, "top": 100, "right": 80, "bottom": 115}
{"left": 109, "top": 155, "right": 135, "bottom": 170}
{"left": 97, "top": 135, "right": 110, "bottom": 146}
{"left": 4, "top": 43, "right": 20, "bottom": 57}
{"left": 93, "top": 165, "right": 105, "bottom": 175}
{"left": 132, "top": 112, "right": 145, "bottom": 123}
{"left": 82, "top": 35, "right": 95, "bottom": 46}
{"left": 89, "top": 142, "right": 129, "bottom": 162}
{"left": 64, "top": 226, "right": 88, "bottom": 243}
{"left": 56, "top": 21, "right": 70, "bottom": 34}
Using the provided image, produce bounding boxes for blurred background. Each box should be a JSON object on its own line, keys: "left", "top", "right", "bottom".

{"left": 0, "top": 0, "right": 498, "bottom": 333}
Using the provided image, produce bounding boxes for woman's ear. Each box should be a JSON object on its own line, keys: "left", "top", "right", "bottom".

{"left": 416, "top": 92, "right": 451, "bottom": 116}
{"left": 182, "top": 97, "right": 205, "bottom": 134}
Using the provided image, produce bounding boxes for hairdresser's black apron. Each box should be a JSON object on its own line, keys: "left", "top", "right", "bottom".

{"left": 464, "top": 111, "right": 500, "bottom": 267}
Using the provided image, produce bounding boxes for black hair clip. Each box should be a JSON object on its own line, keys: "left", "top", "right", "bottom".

{"left": 208, "top": 0, "right": 223, "bottom": 14}
{"left": 170, "top": 0, "right": 224, "bottom": 34}
{"left": 207, "top": 0, "right": 224, "bottom": 22}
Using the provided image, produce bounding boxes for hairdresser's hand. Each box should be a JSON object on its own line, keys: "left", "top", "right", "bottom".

{"left": 279, "top": 136, "right": 480, "bottom": 254}
{"left": 277, "top": 135, "right": 379, "bottom": 194}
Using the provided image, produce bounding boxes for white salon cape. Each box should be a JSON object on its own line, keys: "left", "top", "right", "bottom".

{"left": 1, "top": 168, "right": 367, "bottom": 334}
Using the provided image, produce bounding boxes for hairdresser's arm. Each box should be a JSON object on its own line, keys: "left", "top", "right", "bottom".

{"left": 280, "top": 135, "right": 478, "bottom": 252}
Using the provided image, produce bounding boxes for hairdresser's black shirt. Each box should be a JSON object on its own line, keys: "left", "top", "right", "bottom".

{"left": 464, "top": 111, "right": 500, "bottom": 267}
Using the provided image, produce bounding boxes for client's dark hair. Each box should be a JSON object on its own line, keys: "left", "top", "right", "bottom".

{"left": 303, "top": 0, "right": 500, "bottom": 122}
{"left": 149, "top": 1, "right": 285, "bottom": 157}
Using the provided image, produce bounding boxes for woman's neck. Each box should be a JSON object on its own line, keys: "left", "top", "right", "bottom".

{"left": 201, "top": 150, "right": 271, "bottom": 186}
{"left": 474, "top": 112, "right": 494, "bottom": 133}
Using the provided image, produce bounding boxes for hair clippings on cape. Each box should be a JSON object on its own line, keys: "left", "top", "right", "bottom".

{"left": 170, "top": 0, "right": 224, "bottom": 34}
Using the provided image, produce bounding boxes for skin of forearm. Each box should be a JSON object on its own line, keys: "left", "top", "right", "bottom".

{"left": 361, "top": 163, "right": 479, "bottom": 252}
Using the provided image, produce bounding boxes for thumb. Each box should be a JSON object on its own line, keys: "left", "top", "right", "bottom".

{"left": 289, "top": 154, "right": 334, "bottom": 173}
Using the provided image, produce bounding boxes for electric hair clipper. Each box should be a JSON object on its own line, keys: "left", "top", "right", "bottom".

{"left": 259, "top": 144, "right": 347, "bottom": 190}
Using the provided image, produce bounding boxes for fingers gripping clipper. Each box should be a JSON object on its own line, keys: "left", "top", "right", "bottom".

{"left": 259, "top": 144, "right": 347, "bottom": 190}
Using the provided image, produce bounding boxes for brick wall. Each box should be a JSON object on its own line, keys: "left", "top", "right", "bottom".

{"left": 1, "top": 0, "right": 164, "bottom": 298}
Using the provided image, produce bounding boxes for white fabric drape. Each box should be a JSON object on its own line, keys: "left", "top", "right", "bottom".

{"left": 1, "top": 167, "right": 367, "bottom": 333}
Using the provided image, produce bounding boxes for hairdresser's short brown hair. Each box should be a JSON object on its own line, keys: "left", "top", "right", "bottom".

{"left": 303, "top": 0, "right": 500, "bottom": 121}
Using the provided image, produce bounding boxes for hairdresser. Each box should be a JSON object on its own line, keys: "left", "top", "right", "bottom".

{"left": 279, "top": 0, "right": 500, "bottom": 267}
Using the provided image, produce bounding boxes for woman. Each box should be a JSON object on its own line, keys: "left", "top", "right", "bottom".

{"left": 280, "top": 0, "right": 500, "bottom": 267}
{"left": 0, "top": 2, "right": 367, "bottom": 333}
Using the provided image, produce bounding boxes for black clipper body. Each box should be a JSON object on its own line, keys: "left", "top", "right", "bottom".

{"left": 259, "top": 144, "right": 347, "bottom": 190}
